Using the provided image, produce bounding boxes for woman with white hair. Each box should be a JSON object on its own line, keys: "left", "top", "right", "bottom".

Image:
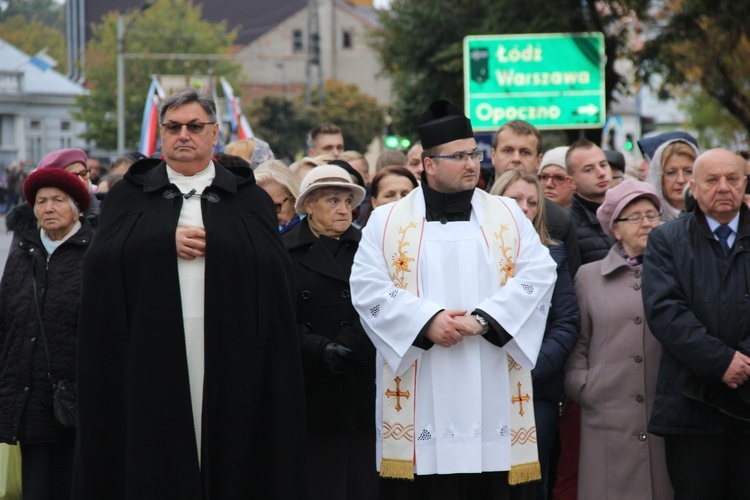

{"left": 254, "top": 160, "right": 301, "bottom": 234}
{"left": 282, "top": 163, "right": 377, "bottom": 500}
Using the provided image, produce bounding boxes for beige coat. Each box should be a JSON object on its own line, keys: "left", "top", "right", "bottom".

{"left": 565, "top": 246, "right": 672, "bottom": 500}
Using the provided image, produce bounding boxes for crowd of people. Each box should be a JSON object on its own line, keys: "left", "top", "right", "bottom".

{"left": 1, "top": 87, "right": 749, "bottom": 500}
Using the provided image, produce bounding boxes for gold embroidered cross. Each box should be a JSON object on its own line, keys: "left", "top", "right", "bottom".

{"left": 511, "top": 381, "right": 530, "bottom": 416}
{"left": 385, "top": 376, "right": 410, "bottom": 412}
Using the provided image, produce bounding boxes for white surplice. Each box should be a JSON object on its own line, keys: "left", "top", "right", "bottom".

{"left": 167, "top": 161, "right": 215, "bottom": 463}
{"left": 351, "top": 188, "right": 556, "bottom": 476}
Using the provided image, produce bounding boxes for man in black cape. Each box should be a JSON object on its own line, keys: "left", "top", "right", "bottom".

{"left": 73, "top": 88, "right": 307, "bottom": 499}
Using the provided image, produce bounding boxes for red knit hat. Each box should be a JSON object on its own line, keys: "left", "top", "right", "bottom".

{"left": 37, "top": 148, "right": 88, "bottom": 170}
{"left": 23, "top": 168, "right": 91, "bottom": 212}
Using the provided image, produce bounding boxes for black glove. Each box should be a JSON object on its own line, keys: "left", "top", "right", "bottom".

{"left": 319, "top": 342, "right": 354, "bottom": 376}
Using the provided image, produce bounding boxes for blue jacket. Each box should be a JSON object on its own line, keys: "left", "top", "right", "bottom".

{"left": 643, "top": 206, "right": 750, "bottom": 435}
{"left": 533, "top": 242, "right": 581, "bottom": 403}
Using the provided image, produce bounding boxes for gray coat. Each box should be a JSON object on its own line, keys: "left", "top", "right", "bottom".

{"left": 565, "top": 246, "right": 672, "bottom": 500}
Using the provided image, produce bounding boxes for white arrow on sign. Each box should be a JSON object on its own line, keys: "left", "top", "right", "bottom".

{"left": 575, "top": 104, "right": 599, "bottom": 116}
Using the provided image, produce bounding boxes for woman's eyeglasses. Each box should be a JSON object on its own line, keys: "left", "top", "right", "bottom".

{"left": 538, "top": 173, "right": 567, "bottom": 185}
{"left": 614, "top": 211, "right": 660, "bottom": 224}
{"left": 70, "top": 168, "right": 90, "bottom": 178}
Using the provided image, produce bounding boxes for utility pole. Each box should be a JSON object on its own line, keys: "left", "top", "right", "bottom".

{"left": 305, "top": 0, "right": 324, "bottom": 106}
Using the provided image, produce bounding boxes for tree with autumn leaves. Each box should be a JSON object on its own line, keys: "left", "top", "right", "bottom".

{"left": 636, "top": 0, "right": 750, "bottom": 142}
{"left": 73, "top": 0, "right": 241, "bottom": 151}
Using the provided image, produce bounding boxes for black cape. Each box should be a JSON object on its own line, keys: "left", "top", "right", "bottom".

{"left": 73, "top": 159, "right": 308, "bottom": 499}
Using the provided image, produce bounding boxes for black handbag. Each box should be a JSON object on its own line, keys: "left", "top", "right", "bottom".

{"left": 51, "top": 379, "right": 77, "bottom": 430}
{"left": 32, "top": 270, "right": 77, "bottom": 430}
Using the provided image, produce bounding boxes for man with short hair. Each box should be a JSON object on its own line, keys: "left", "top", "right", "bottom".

{"left": 643, "top": 148, "right": 750, "bottom": 498}
{"left": 308, "top": 123, "right": 345, "bottom": 157}
{"left": 74, "top": 88, "right": 307, "bottom": 498}
{"left": 490, "top": 121, "right": 543, "bottom": 177}
{"left": 566, "top": 139, "right": 616, "bottom": 264}
{"left": 351, "top": 99, "right": 556, "bottom": 499}
{"left": 491, "top": 120, "right": 580, "bottom": 276}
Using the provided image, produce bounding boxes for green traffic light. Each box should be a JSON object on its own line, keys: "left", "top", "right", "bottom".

{"left": 385, "top": 135, "right": 399, "bottom": 149}
{"left": 625, "top": 141, "right": 633, "bottom": 151}
{"left": 399, "top": 138, "right": 412, "bottom": 150}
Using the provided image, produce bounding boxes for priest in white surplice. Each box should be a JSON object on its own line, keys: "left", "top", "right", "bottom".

{"left": 351, "top": 100, "right": 557, "bottom": 499}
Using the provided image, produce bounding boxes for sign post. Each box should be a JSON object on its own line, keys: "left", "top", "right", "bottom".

{"left": 464, "top": 33, "right": 605, "bottom": 131}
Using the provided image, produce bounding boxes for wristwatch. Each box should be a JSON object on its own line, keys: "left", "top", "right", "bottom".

{"left": 475, "top": 314, "right": 490, "bottom": 335}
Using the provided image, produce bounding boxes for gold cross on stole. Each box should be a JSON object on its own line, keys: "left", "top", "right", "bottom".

{"left": 385, "top": 376, "right": 411, "bottom": 412}
{"left": 511, "top": 381, "right": 531, "bottom": 416}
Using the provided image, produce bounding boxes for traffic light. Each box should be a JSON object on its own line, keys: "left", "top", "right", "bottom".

{"left": 384, "top": 135, "right": 412, "bottom": 150}
{"left": 385, "top": 135, "right": 399, "bottom": 149}
{"left": 624, "top": 133, "right": 634, "bottom": 151}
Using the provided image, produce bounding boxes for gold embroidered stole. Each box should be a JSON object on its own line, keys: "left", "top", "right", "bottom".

{"left": 380, "top": 188, "right": 540, "bottom": 484}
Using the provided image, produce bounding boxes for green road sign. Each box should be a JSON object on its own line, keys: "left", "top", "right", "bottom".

{"left": 464, "top": 33, "right": 605, "bottom": 131}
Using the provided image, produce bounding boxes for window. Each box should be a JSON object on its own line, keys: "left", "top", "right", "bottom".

{"left": 342, "top": 29, "right": 353, "bottom": 49}
{"left": 30, "top": 136, "right": 42, "bottom": 163}
{"left": 30, "top": 120, "right": 41, "bottom": 130}
{"left": 293, "top": 29, "right": 304, "bottom": 52}
{"left": 61, "top": 121, "right": 71, "bottom": 131}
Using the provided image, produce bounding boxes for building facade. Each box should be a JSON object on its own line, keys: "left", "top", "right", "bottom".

{"left": 0, "top": 39, "right": 87, "bottom": 171}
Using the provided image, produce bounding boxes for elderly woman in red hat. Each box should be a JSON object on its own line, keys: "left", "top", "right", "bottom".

{"left": 6, "top": 149, "right": 100, "bottom": 245}
{"left": 564, "top": 180, "right": 672, "bottom": 499}
{"left": 0, "top": 168, "right": 92, "bottom": 500}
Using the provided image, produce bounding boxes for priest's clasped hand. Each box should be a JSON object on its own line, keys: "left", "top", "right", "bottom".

{"left": 176, "top": 225, "right": 207, "bottom": 259}
{"left": 426, "top": 310, "right": 483, "bottom": 348}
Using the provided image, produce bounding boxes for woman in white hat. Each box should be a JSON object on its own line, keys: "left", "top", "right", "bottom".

{"left": 281, "top": 164, "right": 377, "bottom": 500}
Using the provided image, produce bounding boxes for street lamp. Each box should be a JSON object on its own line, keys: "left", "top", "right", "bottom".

{"left": 116, "top": 1, "right": 154, "bottom": 155}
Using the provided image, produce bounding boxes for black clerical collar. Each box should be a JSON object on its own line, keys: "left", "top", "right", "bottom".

{"left": 574, "top": 194, "right": 602, "bottom": 214}
{"left": 422, "top": 182, "right": 474, "bottom": 223}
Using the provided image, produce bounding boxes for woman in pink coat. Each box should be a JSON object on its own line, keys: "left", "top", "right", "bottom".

{"left": 564, "top": 180, "right": 673, "bottom": 499}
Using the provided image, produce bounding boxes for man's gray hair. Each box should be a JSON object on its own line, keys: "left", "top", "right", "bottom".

{"left": 159, "top": 88, "right": 217, "bottom": 123}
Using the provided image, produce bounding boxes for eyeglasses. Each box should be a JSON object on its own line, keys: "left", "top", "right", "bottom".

{"left": 275, "top": 197, "right": 289, "bottom": 213}
{"left": 614, "top": 211, "right": 660, "bottom": 224}
{"left": 429, "top": 151, "right": 484, "bottom": 162}
{"left": 538, "top": 173, "right": 567, "bottom": 185}
{"left": 161, "top": 121, "right": 216, "bottom": 135}
{"left": 70, "top": 168, "right": 90, "bottom": 178}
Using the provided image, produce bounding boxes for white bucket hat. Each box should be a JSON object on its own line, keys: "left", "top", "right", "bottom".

{"left": 295, "top": 164, "right": 366, "bottom": 215}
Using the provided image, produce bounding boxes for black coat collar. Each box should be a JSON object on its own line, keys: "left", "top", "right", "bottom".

{"left": 283, "top": 218, "right": 360, "bottom": 283}
{"left": 283, "top": 217, "right": 361, "bottom": 251}
{"left": 127, "top": 158, "right": 252, "bottom": 195}
{"left": 422, "top": 182, "right": 474, "bottom": 222}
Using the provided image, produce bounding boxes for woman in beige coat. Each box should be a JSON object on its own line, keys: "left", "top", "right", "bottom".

{"left": 564, "top": 180, "right": 673, "bottom": 499}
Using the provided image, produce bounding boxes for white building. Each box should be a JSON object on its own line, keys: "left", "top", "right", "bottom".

{"left": 0, "top": 38, "right": 87, "bottom": 171}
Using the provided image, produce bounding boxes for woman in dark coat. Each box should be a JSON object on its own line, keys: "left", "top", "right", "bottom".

{"left": 491, "top": 170, "right": 580, "bottom": 499}
{"left": 0, "top": 168, "right": 92, "bottom": 500}
{"left": 283, "top": 163, "right": 377, "bottom": 500}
